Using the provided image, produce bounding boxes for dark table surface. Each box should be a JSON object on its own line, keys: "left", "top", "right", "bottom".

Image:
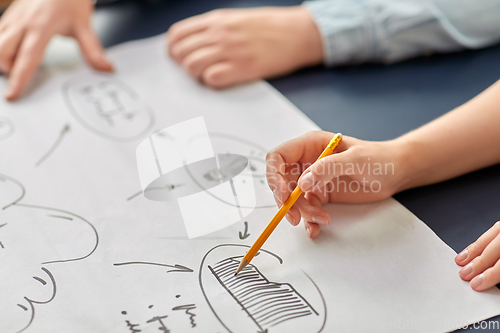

{"left": 93, "top": 0, "right": 500, "bottom": 331}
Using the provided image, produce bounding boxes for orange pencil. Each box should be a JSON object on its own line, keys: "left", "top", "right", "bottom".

{"left": 235, "top": 133, "right": 343, "bottom": 275}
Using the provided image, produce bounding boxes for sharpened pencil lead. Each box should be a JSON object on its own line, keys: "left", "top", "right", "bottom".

{"left": 235, "top": 259, "right": 248, "bottom": 275}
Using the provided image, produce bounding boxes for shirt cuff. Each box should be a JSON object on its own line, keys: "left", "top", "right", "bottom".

{"left": 303, "top": 0, "right": 378, "bottom": 67}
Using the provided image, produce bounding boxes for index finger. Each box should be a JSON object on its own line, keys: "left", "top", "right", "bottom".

{"left": 267, "top": 131, "right": 336, "bottom": 168}
{"left": 266, "top": 131, "right": 333, "bottom": 205}
{"left": 6, "top": 31, "right": 50, "bottom": 101}
{"left": 167, "top": 13, "right": 213, "bottom": 46}
{"left": 456, "top": 222, "right": 500, "bottom": 266}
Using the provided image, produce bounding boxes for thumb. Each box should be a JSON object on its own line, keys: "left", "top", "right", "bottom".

{"left": 298, "top": 151, "right": 350, "bottom": 191}
{"left": 75, "top": 26, "right": 113, "bottom": 72}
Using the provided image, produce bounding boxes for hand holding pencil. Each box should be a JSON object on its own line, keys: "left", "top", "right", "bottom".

{"left": 265, "top": 131, "right": 404, "bottom": 239}
{"left": 236, "top": 133, "right": 343, "bottom": 274}
{"left": 249, "top": 80, "right": 500, "bottom": 288}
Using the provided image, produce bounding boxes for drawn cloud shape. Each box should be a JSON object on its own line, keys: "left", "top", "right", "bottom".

{"left": 0, "top": 174, "right": 98, "bottom": 333}
{"left": 136, "top": 117, "right": 256, "bottom": 238}
{"left": 199, "top": 244, "right": 327, "bottom": 333}
{"left": 62, "top": 73, "right": 155, "bottom": 142}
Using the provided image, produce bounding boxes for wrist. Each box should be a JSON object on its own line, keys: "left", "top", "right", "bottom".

{"left": 390, "top": 137, "right": 425, "bottom": 193}
{"left": 293, "top": 6, "right": 324, "bottom": 67}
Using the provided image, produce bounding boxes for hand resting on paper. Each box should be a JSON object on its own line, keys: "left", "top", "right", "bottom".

{"left": 167, "top": 6, "right": 323, "bottom": 88}
{"left": 0, "top": 0, "right": 112, "bottom": 101}
{"left": 455, "top": 223, "right": 500, "bottom": 292}
{"left": 266, "top": 79, "right": 500, "bottom": 291}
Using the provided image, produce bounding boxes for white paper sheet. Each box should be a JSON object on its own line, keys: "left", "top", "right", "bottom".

{"left": 1, "top": 34, "right": 499, "bottom": 333}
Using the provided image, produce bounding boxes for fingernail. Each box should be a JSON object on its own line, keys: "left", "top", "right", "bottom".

{"left": 312, "top": 215, "right": 327, "bottom": 225}
{"left": 98, "top": 56, "right": 113, "bottom": 71}
{"left": 306, "top": 226, "right": 312, "bottom": 238}
{"left": 273, "top": 189, "right": 282, "bottom": 203}
{"left": 286, "top": 213, "right": 295, "bottom": 226}
{"left": 5, "top": 87, "right": 15, "bottom": 101}
{"left": 460, "top": 262, "right": 473, "bottom": 277}
{"left": 456, "top": 249, "right": 468, "bottom": 262}
{"left": 299, "top": 173, "right": 315, "bottom": 191}
{"left": 470, "top": 273, "right": 484, "bottom": 290}
{"left": 104, "top": 60, "right": 114, "bottom": 71}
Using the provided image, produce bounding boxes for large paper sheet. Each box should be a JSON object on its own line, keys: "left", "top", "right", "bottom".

{"left": 1, "top": 35, "right": 499, "bottom": 333}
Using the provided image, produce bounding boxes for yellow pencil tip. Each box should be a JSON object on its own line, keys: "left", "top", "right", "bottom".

{"left": 235, "top": 259, "right": 249, "bottom": 275}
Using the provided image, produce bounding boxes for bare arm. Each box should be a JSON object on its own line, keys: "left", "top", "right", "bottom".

{"left": 267, "top": 79, "right": 500, "bottom": 292}
{"left": 397, "top": 79, "right": 500, "bottom": 190}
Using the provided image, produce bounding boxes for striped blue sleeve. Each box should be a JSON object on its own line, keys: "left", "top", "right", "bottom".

{"left": 303, "top": 0, "right": 500, "bottom": 66}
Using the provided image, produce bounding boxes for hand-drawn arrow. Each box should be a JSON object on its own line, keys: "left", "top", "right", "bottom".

{"left": 239, "top": 221, "right": 250, "bottom": 240}
{"left": 257, "top": 329, "right": 268, "bottom": 333}
{"left": 36, "top": 123, "right": 71, "bottom": 167}
{"left": 113, "top": 262, "right": 194, "bottom": 273}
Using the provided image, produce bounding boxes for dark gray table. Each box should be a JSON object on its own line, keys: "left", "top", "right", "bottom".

{"left": 99, "top": 0, "right": 500, "bottom": 331}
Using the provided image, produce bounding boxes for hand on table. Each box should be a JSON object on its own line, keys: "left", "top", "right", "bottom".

{"left": 266, "top": 131, "right": 407, "bottom": 239}
{"left": 0, "top": 0, "right": 112, "bottom": 101}
{"left": 456, "top": 222, "right": 500, "bottom": 291}
{"left": 167, "top": 6, "right": 323, "bottom": 88}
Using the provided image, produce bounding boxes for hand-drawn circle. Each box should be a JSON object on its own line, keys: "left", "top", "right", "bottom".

{"left": 186, "top": 133, "right": 275, "bottom": 209}
{"left": 0, "top": 174, "right": 99, "bottom": 333}
{"left": 0, "top": 117, "right": 14, "bottom": 142}
{"left": 144, "top": 154, "right": 248, "bottom": 201}
{"left": 0, "top": 173, "right": 99, "bottom": 263}
{"left": 199, "top": 244, "right": 327, "bottom": 333}
{"left": 62, "top": 73, "right": 155, "bottom": 142}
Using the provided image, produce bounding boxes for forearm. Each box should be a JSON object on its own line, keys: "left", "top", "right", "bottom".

{"left": 303, "top": 0, "right": 500, "bottom": 66}
{"left": 396, "top": 79, "right": 500, "bottom": 191}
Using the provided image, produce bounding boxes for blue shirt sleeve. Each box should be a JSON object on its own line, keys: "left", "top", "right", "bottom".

{"left": 303, "top": 0, "right": 500, "bottom": 66}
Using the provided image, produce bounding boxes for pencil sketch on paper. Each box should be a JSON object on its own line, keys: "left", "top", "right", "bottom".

{"left": 62, "top": 73, "right": 155, "bottom": 142}
{"left": 35, "top": 123, "right": 71, "bottom": 167}
{"left": 0, "top": 117, "right": 15, "bottom": 142}
{"left": 239, "top": 221, "right": 251, "bottom": 240}
{"left": 120, "top": 297, "right": 197, "bottom": 332}
{"left": 186, "top": 133, "right": 274, "bottom": 209}
{"left": 210, "top": 258, "right": 318, "bottom": 327}
{"left": 128, "top": 132, "right": 276, "bottom": 210}
{"left": 126, "top": 183, "right": 184, "bottom": 202}
{"left": 113, "top": 261, "right": 194, "bottom": 273}
{"left": 199, "top": 244, "right": 327, "bottom": 333}
{"left": 0, "top": 174, "right": 98, "bottom": 333}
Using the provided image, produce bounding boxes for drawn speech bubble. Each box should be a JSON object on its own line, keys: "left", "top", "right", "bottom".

{"left": 62, "top": 73, "right": 155, "bottom": 142}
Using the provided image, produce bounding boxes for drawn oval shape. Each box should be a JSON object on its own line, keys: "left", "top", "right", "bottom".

{"left": 144, "top": 154, "right": 249, "bottom": 201}
{"left": 0, "top": 117, "right": 14, "bottom": 142}
{"left": 62, "top": 73, "right": 155, "bottom": 142}
{"left": 188, "top": 133, "right": 275, "bottom": 209}
{"left": 199, "top": 244, "right": 327, "bottom": 333}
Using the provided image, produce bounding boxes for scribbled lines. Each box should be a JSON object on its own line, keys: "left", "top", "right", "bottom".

{"left": 16, "top": 268, "right": 57, "bottom": 333}
{"left": 208, "top": 257, "right": 318, "bottom": 331}
{"left": 172, "top": 304, "right": 197, "bottom": 328}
